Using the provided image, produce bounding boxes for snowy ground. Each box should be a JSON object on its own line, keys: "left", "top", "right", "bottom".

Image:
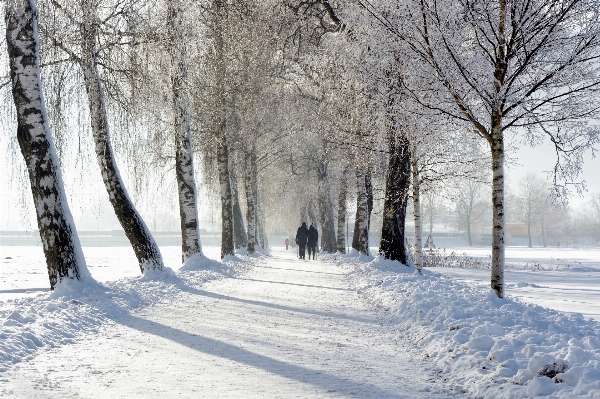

{"left": 1, "top": 245, "right": 599, "bottom": 398}
{"left": 1, "top": 247, "right": 460, "bottom": 398}
{"left": 426, "top": 247, "right": 600, "bottom": 321}
{"left": 0, "top": 245, "right": 220, "bottom": 301}
{"left": 336, "top": 251, "right": 600, "bottom": 399}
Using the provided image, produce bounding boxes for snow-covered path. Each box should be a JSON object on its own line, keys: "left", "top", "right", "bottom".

{"left": 2, "top": 248, "right": 460, "bottom": 398}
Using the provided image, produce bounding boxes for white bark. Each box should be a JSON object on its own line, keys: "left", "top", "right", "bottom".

{"left": 490, "top": 116, "right": 505, "bottom": 298}
{"left": 244, "top": 149, "right": 257, "bottom": 254}
{"left": 354, "top": 166, "right": 369, "bottom": 255}
{"left": 5, "top": 0, "right": 90, "bottom": 289}
{"left": 80, "top": 2, "right": 163, "bottom": 273}
{"left": 167, "top": 0, "right": 203, "bottom": 262}
{"left": 410, "top": 150, "right": 423, "bottom": 274}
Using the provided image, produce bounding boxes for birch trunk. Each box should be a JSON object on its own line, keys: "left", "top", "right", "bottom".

{"left": 167, "top": 0, "right": 203, "bottom": 262}
{"left": 317, "top": 162, "right": 337, "bottom": 253}
{"left": 353, "top": 166, "right": 370, "bottom": 254}
{"left": 353, "top": 168, "right": 372, "bottom": 251}
{"left": 257, "top": 206, "right": 268, "bottom": 249}
{"left": 80, "top": 6, "right": 163, "bottom": 273}
{"left": 217, "top": 134, "right": 235, "bottom": 258}
{"left": 213, "top": 0, "right": 235, "bottom": 258}
{"left": 244, "top": 149, "right": 257, "bottom": 254}
{"left": 251, "top": 150, "right": 265, "bottom": 249}
{"left": 488, "top": 0, "right": 507, "bottom": 297}
{"left": 410, "top": 150, "right": 423, "bottom": 273}
{"left": 366, "top": 168, "right": 374, "bottom": 230}
{"left": 336, "top": 170, "right": 348, "bottom": 253}
{"left": 490, "top": 112, "right": 505, "bottom": 297}
{"left": 379, "top": 128, "right": 411, "bottom": 264}
{"left": 231, "top": 171, "right": 248, "bottom": 249}
{"left": 6, "top": 0, "right": 89, "bottom": 289}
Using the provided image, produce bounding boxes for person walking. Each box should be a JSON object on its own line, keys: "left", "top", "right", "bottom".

{"left": 307, "top": 223, "right": 318, "bottom": 260}
{"left": 284, "top": 238, "right": 289, "bottom": 250}
{"left": 295, "top": 222, "right": 309, "bottom": 259}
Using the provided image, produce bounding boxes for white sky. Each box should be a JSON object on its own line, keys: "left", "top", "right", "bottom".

{"left": 1, "top": 135, "right": 598, "bottom": 231}
{"left": 507, "top": 138, "right": 599, "bottom": 206}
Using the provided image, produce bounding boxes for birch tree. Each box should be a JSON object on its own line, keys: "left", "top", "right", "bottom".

{"left": 167, "top": 0, "right": 204, "bottom": 262}
{"left": 5, "top": 0, "right": 91, "bottom": 289}
{"left": 393, "top": 0, "right": 600, "bottom": 296}
{"left": 80, "top": 0, "right": 163, "bottom": 273}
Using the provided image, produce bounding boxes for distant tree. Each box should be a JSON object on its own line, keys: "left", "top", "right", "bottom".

{"left": 583, "top": 193, "right": 600, "bottom": 245}
{"left": 518, "top": 174, "right": 548, "bottom": 248}
{"left": 453, "top": 179, "right": 488, "bottom": 247}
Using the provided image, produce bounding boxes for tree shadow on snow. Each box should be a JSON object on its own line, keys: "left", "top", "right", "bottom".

{"left": 254, "top": 265, "right": 344, "bottom": 276}
{"left": 230, "top": 277, "right": 353, "bottom": 292}
{"left": 120, "top": 314, "right": 412, "bottom": 398}
{"left": 177, "top": 286, "right": 376, "bottom": 324}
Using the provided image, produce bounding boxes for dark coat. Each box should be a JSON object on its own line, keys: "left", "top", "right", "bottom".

{"left": 296, "top": 225, "right": 308, "bottom": 246}
{"left": 307, "top": 226, "right": 318, "bottom": 247}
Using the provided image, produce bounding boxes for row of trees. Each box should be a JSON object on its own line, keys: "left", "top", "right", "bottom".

{"left": 415, "top": 175, "right": 600, "bottom": 248}
{"left": 3, "top": 0, "right": 599, "bottom": 297}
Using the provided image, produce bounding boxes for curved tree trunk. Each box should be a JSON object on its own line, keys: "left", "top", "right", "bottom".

{"left": 6, "top": 0, "right": 89, "bottom": 290}
{"left": 379, "top": 128, "right": 411, "bottom": 264}
{"left": 80, "top": 6, "right": 163, "bottom": 273}
{"left": 167, "top": 0, "right": 203, "bottom": 262}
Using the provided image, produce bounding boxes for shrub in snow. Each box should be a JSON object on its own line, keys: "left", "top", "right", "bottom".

{"left": 536, "top": 359, "right": 569, "bottom": 379}
{"left": 422, "top": 248, "right": 490, "bottom": 269}
{"left": 528, "top": 353, "right": 556, "bottom": 374}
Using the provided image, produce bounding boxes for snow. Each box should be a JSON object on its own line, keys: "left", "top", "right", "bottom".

{"left": 331, "top": 250, "right": 600, "bottom": 399}
{"left": 0, "top": 244, "right": 599, "bottom": 398}
{"left": 1, "top": 246, "right": 459, "bottom": 398}
{"left": 426, "top": 247, "right": 600, "bottom": 321}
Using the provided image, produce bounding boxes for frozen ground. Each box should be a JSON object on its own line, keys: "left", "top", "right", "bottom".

{"left": 426, "top": 247, "right": 600, "bottom": 321}
{"left": 0, "top": 247, "right": 459, "bottom": 398}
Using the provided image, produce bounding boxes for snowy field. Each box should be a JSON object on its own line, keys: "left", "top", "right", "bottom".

{"left": 0, "top": 244, "right": 599, "bottom": 398}
{"left": 0, "top": 245, "right": 221, "bottom": 301}
{"left": 426, "top": 247, "right": 600, "bottom": 322}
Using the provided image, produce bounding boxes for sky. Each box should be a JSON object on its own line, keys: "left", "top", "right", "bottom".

{"left": 507, "top": 138, "right": 599, "bottom": 206}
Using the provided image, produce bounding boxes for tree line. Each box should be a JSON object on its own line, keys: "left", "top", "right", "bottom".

{"left": 3, "top": 0, "right": 599, "bottom": 297}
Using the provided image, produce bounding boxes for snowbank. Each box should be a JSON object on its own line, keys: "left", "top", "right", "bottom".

{"left": 0, "top": 254, "right": 260, "bottom": 373}
{"left": 324, "top": 253, "right": 600, "bottom": 399}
